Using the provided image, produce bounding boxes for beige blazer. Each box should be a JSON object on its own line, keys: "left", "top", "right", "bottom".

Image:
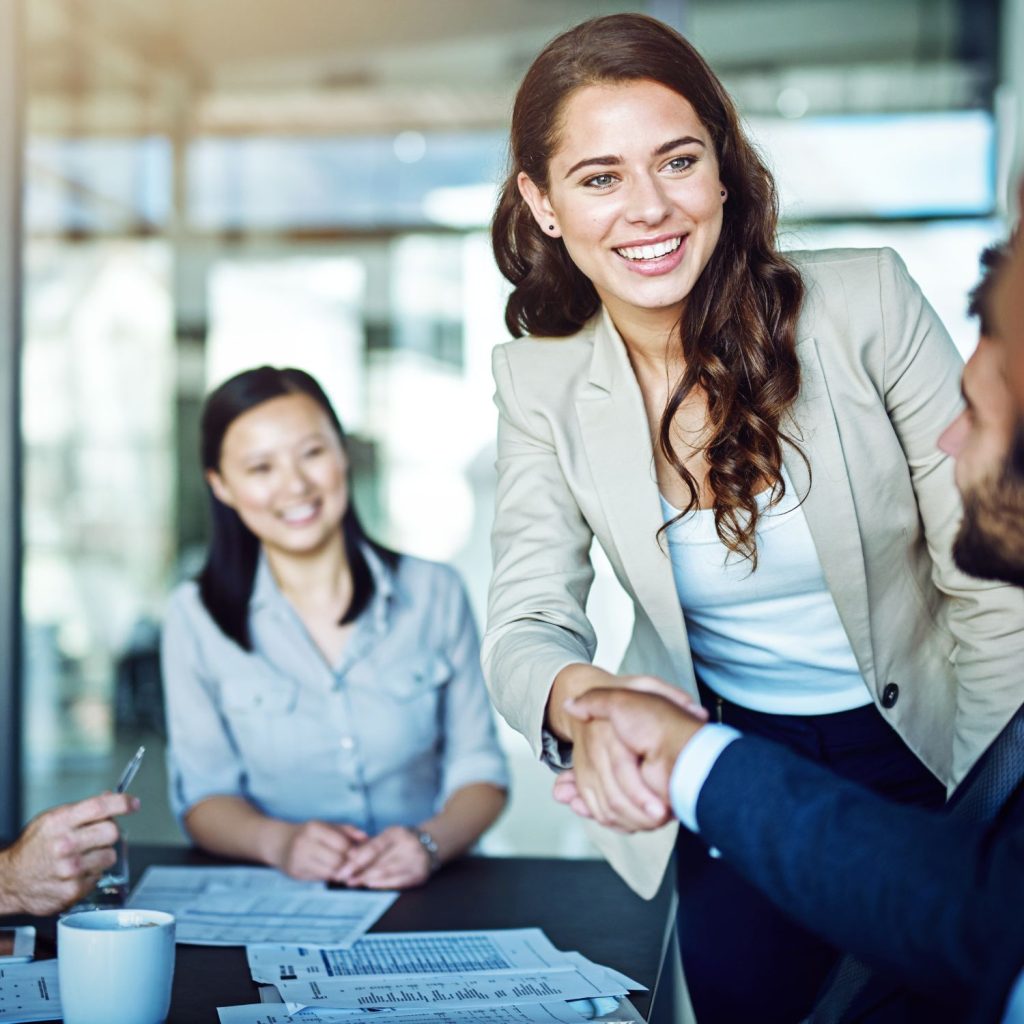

{"left": 483, "top": 247, "right": 1024, "bottom": 898}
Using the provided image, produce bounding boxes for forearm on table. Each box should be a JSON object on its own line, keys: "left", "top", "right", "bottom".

{"left": 418, "top": 783, "right": 507, "bottom": 863}
{"left": 184, "top": 795, "right": 293, "bottom": 869}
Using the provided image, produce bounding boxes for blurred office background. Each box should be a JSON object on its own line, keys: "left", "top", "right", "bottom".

{"left": 1, "top": 0, "right": 1022, "bottom": 857}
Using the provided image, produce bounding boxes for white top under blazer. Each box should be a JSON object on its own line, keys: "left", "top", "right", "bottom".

{"left": 660, "top": 467, "right": 870, "bottom": 716}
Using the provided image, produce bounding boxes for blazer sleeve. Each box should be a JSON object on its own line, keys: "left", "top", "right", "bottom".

{"left": 696, "top": 735, "right": 1024, "bottom": 1009}
{"left": 876, "top": 248, "right": 1024, "bottom": 781}
{"left": 482, "top": 342, "right": 598, "bottom": 761}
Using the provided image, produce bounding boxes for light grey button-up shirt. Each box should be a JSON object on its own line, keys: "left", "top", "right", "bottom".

{"left": 161, "top": 549, "right": 509, "bottom": 834}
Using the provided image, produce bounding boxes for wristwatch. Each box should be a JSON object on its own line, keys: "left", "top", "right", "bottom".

{"left": 410, "top": 827, "right": 441, "bottom": 873}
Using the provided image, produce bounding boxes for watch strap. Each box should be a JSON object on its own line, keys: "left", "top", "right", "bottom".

{"left": 411, "top": 827, "right": 441, "bottom": 873}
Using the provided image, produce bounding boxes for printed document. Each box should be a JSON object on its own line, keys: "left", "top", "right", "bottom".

{"left": 0, "top": 960, "right": 60, "bottom": 1023}
{"left": 247, "top": 929, "right": 571, "bottom": 982}
{"left": 128, "top": 866, "right": 396, "bottom": 946}
{"left": 269, "top": 959, "right": 627, "bottom": 1012}
{"left": 218, "top": 1000, "right": 590, "bottom": 1023}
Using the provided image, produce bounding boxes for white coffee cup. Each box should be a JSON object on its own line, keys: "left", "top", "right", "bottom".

{"left": 58, "top": 908, "right": 175, "bottom": 1024}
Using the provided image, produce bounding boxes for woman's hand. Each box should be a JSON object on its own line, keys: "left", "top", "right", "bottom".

{"left": 274, "top": 821, "right": 368, "bottom": 882}
{"left": 547, "top": 666, "right": 706, "bottom": 832}
{"left": 335, "top": 826, "right": 432, "bottom": 889}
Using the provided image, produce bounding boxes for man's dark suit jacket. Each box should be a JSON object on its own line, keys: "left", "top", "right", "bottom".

{"left": 695, "top": 706, "right": 1024, "bottom": 1023}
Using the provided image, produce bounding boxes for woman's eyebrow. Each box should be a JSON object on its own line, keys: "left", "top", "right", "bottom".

{"left": 563, "top": 136, "right": 706, "bottom": 178}
{"left": 653, "top": 135, "right": 706, "bottom": 156}
{"left": 564, "top": 154, "right": 620, "bottom": 178}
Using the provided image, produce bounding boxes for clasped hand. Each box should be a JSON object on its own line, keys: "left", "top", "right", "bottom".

{"left": 551, "top": 677, "right": 709, "bottom": 833}
{"left": 278, "top": 821, "right": 433, "bottom": 889}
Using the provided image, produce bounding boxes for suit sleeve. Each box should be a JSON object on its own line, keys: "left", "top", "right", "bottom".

{"left": 481, "top": 343, "right": 598, "bottom": 762}
{"left": 876, "top": 248, "right": 1024, "bottom": 781}
{"left": 697, "top": 735, "right": 1024, "bottom": 1005}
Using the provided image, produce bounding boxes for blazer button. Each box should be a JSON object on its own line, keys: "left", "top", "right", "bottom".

{"left": 881, "top": 682, "right": 899, "bottom": 709}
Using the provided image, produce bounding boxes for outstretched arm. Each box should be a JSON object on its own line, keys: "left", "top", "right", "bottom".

{"left": 0, "top": 792, "right": 139, "bottom": 915}
{"left": 695, "top": 737, "right": 1021, "bottom": 1005}
{"left": 565, "top": 686, "right": 1023, "bottom": 1007}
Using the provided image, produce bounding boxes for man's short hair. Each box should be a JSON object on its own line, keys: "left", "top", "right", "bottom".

{"left": 968, "top": 243, "right": 1010, "bottom": 337}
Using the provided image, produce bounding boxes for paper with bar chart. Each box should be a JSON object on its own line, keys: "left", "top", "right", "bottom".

{"left": 217, "top": 1000, "right": 591, "bottom": 1023}
{"left": 269, "top": 959, "right": 628, "bottom": 1012}
{"left": 229, "top": 927, "right": 644, "bottom": 1019}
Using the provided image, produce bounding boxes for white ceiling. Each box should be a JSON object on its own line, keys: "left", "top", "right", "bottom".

{"left": 24, "top": 0, "right": 997, "bottom": 134}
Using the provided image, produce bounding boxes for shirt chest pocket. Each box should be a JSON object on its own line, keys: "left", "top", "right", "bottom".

{"left": 354, "top": 653, "right": 451, "bottom": 751}
{"left": 218, "top": 675, "right": 301, "bottom": 762}
{"left": 381, "top": 653, "right": 451, "bottom": 700}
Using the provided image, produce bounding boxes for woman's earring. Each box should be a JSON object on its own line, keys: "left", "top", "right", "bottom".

{"left": 548, "top": 224, "right": 555, "bottom": 231}
{"left": 720, "top": 190, "right": 726, "bottom": 198}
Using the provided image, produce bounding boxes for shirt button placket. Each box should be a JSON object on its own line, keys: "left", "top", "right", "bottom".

{"left": 335, "top": 670, "right": 374, "bottom": 832}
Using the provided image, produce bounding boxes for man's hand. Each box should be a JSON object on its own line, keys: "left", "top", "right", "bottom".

{"left": 274, "top": 821, "right": 368, "bottom": 882}
{"left": 559, "top": 688, "right": 707, "bottom": 821}
{"left": 0, "top": 792, "right": 139, "bottom": 915}
{"left": 335, "top": 826, "right": 432, "bottom": 890}
{"left": 547, "top": 667, "right": 707, "bottom": 833}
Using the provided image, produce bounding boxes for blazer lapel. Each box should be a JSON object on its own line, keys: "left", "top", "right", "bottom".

{"left": 785, "top": 336, "right": 877, "bottom": 691}
{"left": 574, "top": 311, "right": 694, "bottom": 681}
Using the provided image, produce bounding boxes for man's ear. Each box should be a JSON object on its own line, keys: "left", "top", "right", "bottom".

{"left": 517, "top": 172, "right": 561, "bottom": 238}
{"left": 205, "top": 468, "right": 233, "bottom": 508}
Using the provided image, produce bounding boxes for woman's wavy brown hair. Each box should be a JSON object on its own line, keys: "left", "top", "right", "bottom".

{"left": 491, "top": 13, "right": 807, "bottom": 565}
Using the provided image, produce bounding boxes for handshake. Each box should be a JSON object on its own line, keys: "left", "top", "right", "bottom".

{"left": 551, "top": 677, "right": 711, "bottom": 834}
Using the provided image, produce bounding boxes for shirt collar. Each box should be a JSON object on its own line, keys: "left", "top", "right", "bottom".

{"left": 362, "top": 543, "right": 398, "bottom": 635}
{"left": 250, "top": 543, "right": 400, "bottom": 635}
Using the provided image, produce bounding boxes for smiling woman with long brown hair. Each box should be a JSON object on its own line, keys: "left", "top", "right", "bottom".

{"left": 483, "top": 13, "right": 1024, "bottom": 1022}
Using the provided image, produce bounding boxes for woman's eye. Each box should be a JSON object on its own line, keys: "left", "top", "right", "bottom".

{"left": 303, "top": 446, "right": 325, "bottom": 459}
{"left": 583, "top": 173, "right": 616, "bottom": 189}
{"left": 247, "top": 464, "right": 271, "bottom": 475}
{"left": 665, "top": 155, "right": 696, "bottom": 172}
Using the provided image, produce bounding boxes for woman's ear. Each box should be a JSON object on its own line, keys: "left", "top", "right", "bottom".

{"left": 517, "top": 171, "right": 561, "bottom": 238}
{"left": 205, "top": 468, "right": 233, "bottom": 508}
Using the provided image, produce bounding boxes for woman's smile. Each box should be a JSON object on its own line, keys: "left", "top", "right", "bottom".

{"left": 614, "top": 232, "right": 687, "bottom": 275}
{"left": 278, "top": 500, "right": 322, "bottom": 526}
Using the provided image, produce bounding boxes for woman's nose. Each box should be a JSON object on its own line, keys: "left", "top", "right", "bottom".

{"left": 283, "top": 462, "right": 313, "bottom": 493}
{"left": 623, "top": 173, "right": 671, "bottom": 226}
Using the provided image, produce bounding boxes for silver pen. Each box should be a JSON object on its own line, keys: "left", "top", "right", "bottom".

{"left": 115, "top": 745, "right": 146, "bottom": 794}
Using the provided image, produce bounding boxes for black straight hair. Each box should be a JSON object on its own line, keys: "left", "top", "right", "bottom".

{"left": 196, "top": 365, "right": 398, "bottom": 650}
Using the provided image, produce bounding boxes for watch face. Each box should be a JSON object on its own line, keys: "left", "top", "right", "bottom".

{"left": 413, "top": 828, "right": 440, "bottom": 870}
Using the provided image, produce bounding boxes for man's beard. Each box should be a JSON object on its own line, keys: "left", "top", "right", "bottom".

{"left": 953, "top": 425, "right": 1024, "bottom": 585}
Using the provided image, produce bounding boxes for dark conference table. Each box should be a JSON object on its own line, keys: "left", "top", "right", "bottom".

{"left": 20, "top": 844, "right": 675, "bottom": 1022}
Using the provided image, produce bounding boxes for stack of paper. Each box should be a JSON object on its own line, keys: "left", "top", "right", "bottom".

{"left": 0, "top": 961, "right": 60, "bottom": 1024}
{"left": 219, "top": 1004, "right": 603, "bottom": 1023}
{"left": 217, "top": 928, "right": 645, "bottom": 1023}
{"left": 127, "top": 866, "right": 397, "bottom": 947}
